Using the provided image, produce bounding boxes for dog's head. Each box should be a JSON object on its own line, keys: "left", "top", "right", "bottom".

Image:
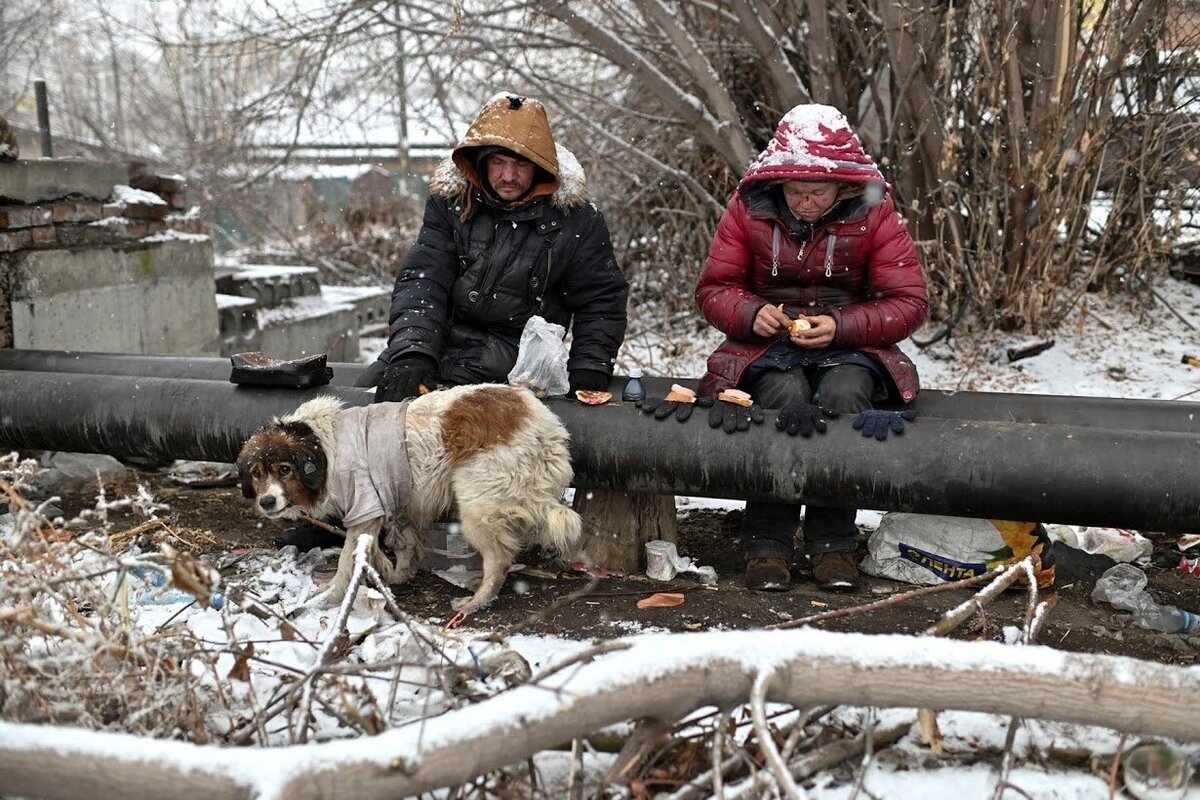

{"left": 236, "top": 420, "right": 327, "bottom": 520}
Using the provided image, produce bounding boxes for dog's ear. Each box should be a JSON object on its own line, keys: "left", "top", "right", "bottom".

{"left": 281, "top": 421, "right": 326, "bottom": 491}
{"left": 297, "top": 442, "right": 326, "bottom": 491}
{"left": 237, "top": 461, "right": 256, "bottom": 499}
{"left": 235, "top": 442, "right": 258, "bottom": 499}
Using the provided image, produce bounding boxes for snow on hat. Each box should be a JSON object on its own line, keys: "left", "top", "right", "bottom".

{"left": 740, "top": 103, "right": 884, "bottom": 188}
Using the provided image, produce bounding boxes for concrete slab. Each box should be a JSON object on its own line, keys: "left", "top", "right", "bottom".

{"left": 9, "top": 239, "right": 220, "bottom": 355}
{"left": 322, "top": 284, "right": 391, "bottom": 337}
{"left": 251, "top": 296, "right": 360, "bottom": 362}
{"left": 0, "top": 159, "right": 128, "bottom": 204}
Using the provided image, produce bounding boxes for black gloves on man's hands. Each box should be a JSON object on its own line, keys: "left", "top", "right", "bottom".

{"left": 775, "top": 401, "right": 840, "bottom": 437}
{"left": 638, "top": 397, "right": 697, "bottom": 422}
{"left": 852, "top": 409, "right": 917, "bottom": 440}
{"left": 569, "top": 369, "right": 609, "bottom": 395}
{"left": 375, "top": 355, "right": 437, "bottom": 403}
{"left": 353, "top": 359, "right": 385, "bottom": 389}
{"left": 707, "top": 397, "right": 765, "bottom": 434}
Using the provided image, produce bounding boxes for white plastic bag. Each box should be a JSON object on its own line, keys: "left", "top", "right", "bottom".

{"left": 859, "top": 512, "right": 1055, "bottom": 587}
{"left": 507, "top": 315, "right": 570, "bottom": 397}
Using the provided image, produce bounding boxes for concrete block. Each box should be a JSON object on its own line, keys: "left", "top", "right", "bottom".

{"left": 0, "top": 159, "right": 128, "bottom": 204}
{"left": 323, "top": 284, "right": 391, "bottom": 336}
{"left": 8, "top": 239, "right": 220, "bottom": 355}
{"left": 251, "top": 298, "right": 360, "bottom": 363}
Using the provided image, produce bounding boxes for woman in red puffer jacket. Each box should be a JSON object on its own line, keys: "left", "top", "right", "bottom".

{"left": 695, "top": 103, "right": 928, "bottom": 594}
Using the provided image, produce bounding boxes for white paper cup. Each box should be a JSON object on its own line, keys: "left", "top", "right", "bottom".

{"left": 645, "top": 540, "right": 678, "bottom": 581}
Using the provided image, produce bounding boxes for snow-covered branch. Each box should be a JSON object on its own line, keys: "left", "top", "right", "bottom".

{"left": 1, "top": 628, "right": 1197, "bottom": 799}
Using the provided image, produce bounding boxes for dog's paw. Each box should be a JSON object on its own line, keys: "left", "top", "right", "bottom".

{"left": 310, "top": 587, "right": 346, "bottom": 608}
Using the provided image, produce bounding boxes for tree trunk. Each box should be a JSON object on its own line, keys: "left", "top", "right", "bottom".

{"left": 572, "top": 490, "right": 677, "bottom": 573}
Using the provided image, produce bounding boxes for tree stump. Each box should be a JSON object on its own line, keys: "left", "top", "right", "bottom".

{"left": 572, "top": 490, "right": 677, "bottom": 573}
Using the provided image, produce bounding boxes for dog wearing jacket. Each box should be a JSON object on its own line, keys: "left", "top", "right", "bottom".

{"left": 236, "top": 384, "right": 582, "bottom": 623}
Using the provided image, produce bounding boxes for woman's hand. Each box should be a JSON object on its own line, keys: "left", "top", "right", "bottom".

{"left": 790, "top": 314, "right": 836, "bottom": 348}
{"left": 753, "top": 303, "right": 792, "bottom": 337}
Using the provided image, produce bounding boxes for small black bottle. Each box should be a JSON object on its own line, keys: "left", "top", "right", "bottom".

{"left": 622, "top": 369, "right": 646, "bottom": 402}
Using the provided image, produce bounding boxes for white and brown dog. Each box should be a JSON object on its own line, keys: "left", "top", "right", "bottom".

{"left": 236, "top": 384, "right": 582, "bottom": 624}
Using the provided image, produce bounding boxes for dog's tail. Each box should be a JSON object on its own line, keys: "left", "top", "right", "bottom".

{"left": 539, "top": 503, "right": 583, "bottom": 554}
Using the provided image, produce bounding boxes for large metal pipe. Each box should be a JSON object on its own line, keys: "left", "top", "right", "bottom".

{"left": 1, "top": 349, "right": 1197, "bottom": 433}
{"left": 0, "top": 371, "right": 1197, "bottom": 532}
{"left": 0, "top": 349, "right": 369, "bottom": 384}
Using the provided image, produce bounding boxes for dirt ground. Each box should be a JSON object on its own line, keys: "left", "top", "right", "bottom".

{"left": 48, "top": 467, "right": 1200, "bottom": 667}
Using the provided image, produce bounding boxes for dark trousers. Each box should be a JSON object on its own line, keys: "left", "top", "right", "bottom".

{"left": 740, "top": 364, "right": 875, "bottom": 561}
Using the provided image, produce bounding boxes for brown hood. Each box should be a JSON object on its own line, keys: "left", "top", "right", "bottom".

{"left": 451, "top": 93, "right": 560, "bottom": 206}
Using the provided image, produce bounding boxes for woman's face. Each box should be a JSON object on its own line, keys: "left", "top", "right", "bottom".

{"left": 782, "top": 180, "right": 840, "bottom": 222}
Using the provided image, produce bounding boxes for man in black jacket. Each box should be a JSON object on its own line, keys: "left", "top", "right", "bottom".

{"left": 360, "top": 92, "right": 629, "bottom": 402}
{"left": 280, "top": 94, "right": 627, "bottom": 551}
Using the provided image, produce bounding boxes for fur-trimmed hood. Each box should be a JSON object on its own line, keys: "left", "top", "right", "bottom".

{"left": 430, "top": 141, "right": 589, "bottom": 211}
{"left": 432, "top": 141, "right": 590, "bottom": 211}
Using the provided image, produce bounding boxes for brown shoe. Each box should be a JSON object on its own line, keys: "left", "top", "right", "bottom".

{"left": 745, "top": 557, "right": 791, "bottom": 591}
{"left": 812, "top": 552, "right": 860, "bottom": 592}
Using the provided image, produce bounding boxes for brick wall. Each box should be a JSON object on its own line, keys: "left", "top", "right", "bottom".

{"left": 0, "top": 172, "right": 203, "bottom": 255}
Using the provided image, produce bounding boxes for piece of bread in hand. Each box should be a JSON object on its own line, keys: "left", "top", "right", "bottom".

{"left": 790, "top": 317, "right": 812, "bottom": 334}
{"left": 717, "top": 388, "right": 754, "bottom": 408}
{"left": 664, "top": 384, "right": 697, "bottom": 403}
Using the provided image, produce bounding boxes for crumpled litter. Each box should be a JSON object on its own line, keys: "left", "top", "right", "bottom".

{"left": 637, "top": 592, "right": 686, "bottom": 609}
{"left": 1047, "top": 524, "right": 1153, "bottom": 564}
{"left": 644, "top": 540, "right": 717, "bottom": 584}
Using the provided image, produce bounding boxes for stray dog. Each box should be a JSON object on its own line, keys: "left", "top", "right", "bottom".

{"left": 236, "top": 384, "right": 582, "bottom": 624}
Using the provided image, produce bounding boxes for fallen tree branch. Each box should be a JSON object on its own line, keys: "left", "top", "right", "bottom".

{"left": 2, "top": 626, "right": 1198, "bottom": 800}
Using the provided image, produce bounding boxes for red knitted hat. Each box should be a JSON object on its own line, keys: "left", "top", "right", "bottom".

{"left": 740, "top": 104, "right": 884, "bottom": 188}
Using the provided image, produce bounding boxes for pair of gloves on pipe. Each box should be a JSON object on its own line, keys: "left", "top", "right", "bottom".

{"left": 638, "top": 395, "right": 917, "bottom": 440}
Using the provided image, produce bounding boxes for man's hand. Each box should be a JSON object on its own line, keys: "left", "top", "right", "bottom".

{"left": 353, "top": 360, "right": 385, "bottom": 389}
{"left": 637, "top": 398, "right": 697, "bottom": 422}
{"left": 704, "top": 396, "right": 765, "bottom": 434}
{"left": 775, "top": 400, "right": 840, "bottom": 437}
{"left": 569, "top": 369, "right": 609, "bottom": 395}
{"left": 852, "top": 409, "right": 918, "bottom": 440}
{"left": 375, "top": 355, "right": 437, "bottom": 403}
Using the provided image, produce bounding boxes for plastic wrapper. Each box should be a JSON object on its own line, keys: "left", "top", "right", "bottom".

{"left": 859, "top": 512, "right": 1056, "bottom": 587}
{"left": 506, "top": 315, "right": 569, "bottom": 398}
{"left": 644, "top": 540, "right": 717, "bottom": 584}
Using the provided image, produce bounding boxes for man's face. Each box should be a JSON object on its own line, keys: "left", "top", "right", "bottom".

{"left": 782, "top": 180, "right": 840, "bottom": 222}
{"left": 485, "top": 153, "right": 537, "bottom": 201}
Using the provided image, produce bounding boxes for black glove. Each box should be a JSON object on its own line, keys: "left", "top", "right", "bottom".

{"left": 354, "top": 359, "right": 386, "bottom": 389}
{"left": 705, "top": 397, "right": 765, "bottom": 434}
{"left": 569, "top": 369, "right": 609, "bottom": 395}
{"left": 637, "top": 397, "right": 697, "bottom": 422}
{"left": 375, "top": 355, "right": 437, "bottom": 403}
{"left": 775, "top": 401, "right": 840, "bottom": 437}
{"left": 852, "top": 409, "right": 918, "bottom": 440}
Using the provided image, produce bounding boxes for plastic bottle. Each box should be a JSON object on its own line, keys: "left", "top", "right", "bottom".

{"left": 1132, "top": 605, "right": 1200, "bottom": 634}
{"left": 129, "top": 567, "right": 224, "bottom": 610}
{"left": 1093, "top": 564, "right": 1199, "bottom": 634}
{"left": 622, "top": 369, "right": 646, "bottom": 402}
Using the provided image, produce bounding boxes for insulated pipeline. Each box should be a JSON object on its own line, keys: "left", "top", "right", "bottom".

{"left": 0, "top": 370, "right": 1196, "bottom": 532}
{"left": 0, "top": 349, "right": 1196, "bottom": 433}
